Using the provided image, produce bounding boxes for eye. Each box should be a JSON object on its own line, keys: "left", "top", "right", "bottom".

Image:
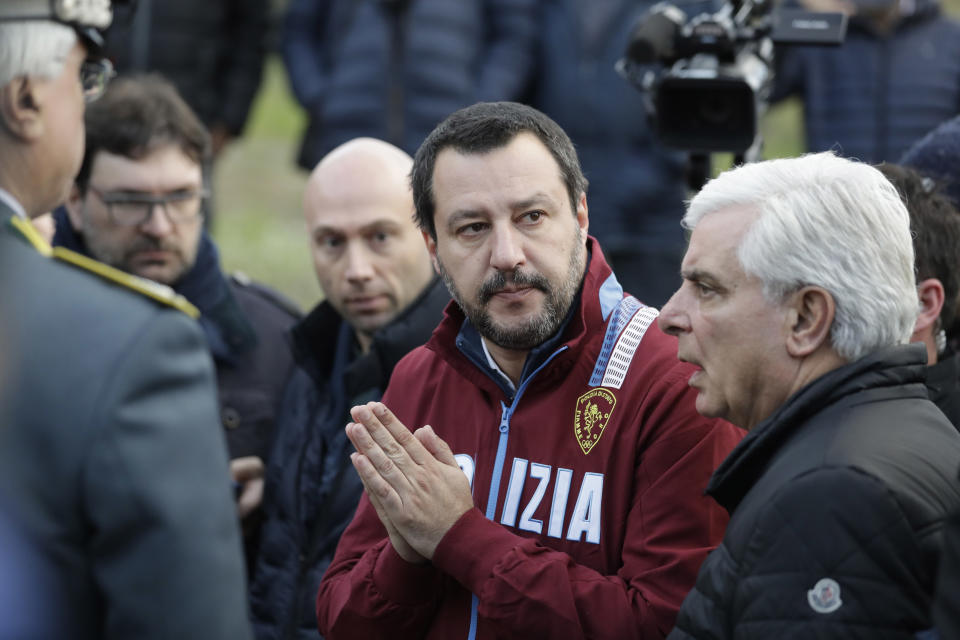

{"left": 521, "top": 210, "right": 544, "bottom": 224}
{"left": 694, "top": 281, "right": 715, "bottom": 298}
{"left": 315, "top": 234, "right": 343, "bottom": 251}
{"left": 457, "top": 221, "right": 489, "bottom": 237}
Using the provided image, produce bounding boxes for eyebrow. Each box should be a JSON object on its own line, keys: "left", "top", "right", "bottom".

{"left": 680, "top": 268, "right": 718, "bottom": 284}
{"left": 99, "top": 185, "right": 200, "bottom": 197}
{"left": 445, "top": 191, "right": 558, "bottom": 230}
{"left": 311, "top": 219, "right": 403, "bottom": 236}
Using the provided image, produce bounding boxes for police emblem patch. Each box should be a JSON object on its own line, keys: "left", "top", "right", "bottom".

{"left": 574, "top": 388, "right": 616, "bottom": 455}
{"left": 807, "top": 578, "right": 843, "bottom": 614}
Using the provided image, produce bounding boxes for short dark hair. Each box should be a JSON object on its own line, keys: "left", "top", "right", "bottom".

{"left": 878, "top": 163, "right": 960, "bottom": 336}
{"left": 411, "top": 102, "right": 588, "bottom": 239}
{"left": 74, "top": 74, "right": 210, "bottom": 192}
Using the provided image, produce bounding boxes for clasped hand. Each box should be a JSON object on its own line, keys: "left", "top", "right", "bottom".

{"left": 345, "top": 402, "right": 474, "bottom": 564}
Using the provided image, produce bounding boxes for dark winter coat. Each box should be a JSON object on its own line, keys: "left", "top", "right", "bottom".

{"left": 531, "top": 0, "right": 695, "bottom": 256}
{"left": 104, "top": 0, "right": 270, "bottom": 134}
{"left": 248, "top": 277, "right": 449, "bottom": 640}
{"left": 772, "top": 0, "right": 960, "bottom": 164}
{"left": 926, "top": 351, "right": 960, "bottom": 430}
{"left": 281, "top": 0, "right": 537, "bottom": 169}
{"left": 669, "top": 344, "right": 960, "bottom": 639}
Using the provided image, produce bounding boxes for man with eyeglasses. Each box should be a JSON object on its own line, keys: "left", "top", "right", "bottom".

{"left": 53, "top": 74, "right": 301, "bottom": 542}
{"left": 0, "top": 2, "right": 253, "bottom": 637}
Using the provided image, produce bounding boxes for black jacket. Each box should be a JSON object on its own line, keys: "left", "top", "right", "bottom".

{"left": 52, "top": 213, "right": 300, "bottom": 460}
{"left": 669, "top": 344, "right": 960, "bottom": 639}
{"left": 935, "top": 477, "right": 960, "bottom": 638}
{"left": 104, "top": 0, "right": 270, "bottom": 135}
{"left": 249, "top": 277, "right": 449, "bottom": 640}
{"left": 926, "top": 351, "right": 960, "bottom": 430}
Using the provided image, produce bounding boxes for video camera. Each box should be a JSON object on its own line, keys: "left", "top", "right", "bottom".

{"left": 618, "top": 0, "right": 847, "bottom": 159}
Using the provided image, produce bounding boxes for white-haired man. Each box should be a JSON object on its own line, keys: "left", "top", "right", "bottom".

{"left": 658, "top": 152, "right": 960, "bottom": 638}
{"left": 0, "top": 3, "right": 251, "bottom": 637}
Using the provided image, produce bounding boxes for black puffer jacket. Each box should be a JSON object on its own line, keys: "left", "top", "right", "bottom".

{"left": 249, "top": 277, "right": 449, "bottom": 640}
{"left": 669, "top": 344, "right": 960, "bottom": 639}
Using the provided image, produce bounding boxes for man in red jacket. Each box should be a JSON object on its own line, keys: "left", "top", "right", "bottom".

{"left": 316, "top": 101, "right": 744, "bottom": 640}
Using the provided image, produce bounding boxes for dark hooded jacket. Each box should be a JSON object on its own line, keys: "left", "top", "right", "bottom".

{"left": 669, "top": 344, "right": 960, "bottom": 639}
{"left": 248, "top": 277, "right": 449, "bottom": 640}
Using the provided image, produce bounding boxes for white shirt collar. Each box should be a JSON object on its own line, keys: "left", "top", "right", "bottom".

{"left": 480, "top": 336, "right": 517, "bottom": 392}
{"left": 0, "top": 188, "right": 28, "bottom": 220}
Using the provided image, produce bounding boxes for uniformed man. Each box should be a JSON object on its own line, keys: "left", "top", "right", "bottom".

{"left": 0, "top": 2, "right": 253, "bottom": 637}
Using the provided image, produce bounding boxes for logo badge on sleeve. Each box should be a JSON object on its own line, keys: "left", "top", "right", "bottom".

{"left": 574, "top": 388, "right": 616, "bottom": 455}
{"left": 807, "top": 578, "right": 843, "bottom": 614}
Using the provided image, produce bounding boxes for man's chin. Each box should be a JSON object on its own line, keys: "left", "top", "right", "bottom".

{"left": 130, "top": 263, "right": 183, "bottom": 287}
{"left": 348, "top": 312, "right": 395, "bottom": 338}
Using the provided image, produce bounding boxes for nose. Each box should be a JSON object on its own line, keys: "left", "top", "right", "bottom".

{"left": 489, "top": 224, "right": 525, "bottom": 273}
{"left": 658, "top": 285, "right": 690, "bottom": 337}
{"left": 139, "top": 203, "right": 175, "bottom": 237}
{"left": 343, "top": 242, "right": 375, "bottom": 284}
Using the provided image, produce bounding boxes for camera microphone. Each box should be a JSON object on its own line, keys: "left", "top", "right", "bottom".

{"left": 625, "top": 3, "right": 687, "bottom": 65}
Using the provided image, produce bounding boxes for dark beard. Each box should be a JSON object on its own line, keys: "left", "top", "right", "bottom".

{"left": 437, "top": 229, "right": 585, "bottom": 350}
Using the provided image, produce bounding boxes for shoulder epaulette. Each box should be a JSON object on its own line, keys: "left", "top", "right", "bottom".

{"left": 53, "top": 248, "right": 200, "bottom": 318}
{"left": 8, "top": 215, "right": 53, "bottom": 255}
{"left": 8, "top": 216, "right": 199, "bottom": 317}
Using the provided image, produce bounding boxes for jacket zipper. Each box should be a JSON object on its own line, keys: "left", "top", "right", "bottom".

{"left": 466, "top": 346, "right": 569, "bottom": 640}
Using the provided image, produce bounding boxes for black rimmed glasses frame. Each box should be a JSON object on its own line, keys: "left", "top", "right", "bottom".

{"left": 80, "top": 58, "right": 115, "bottom": 103}
{"left": 88, "top": 187, "right": 210, "bottom": 227}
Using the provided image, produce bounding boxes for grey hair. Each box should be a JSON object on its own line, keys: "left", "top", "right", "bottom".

{"left": 0, "top": 21, "right": 77, "bottom": 89}
{"left": 685, "top": 152, "right": 918, "bottom": 362}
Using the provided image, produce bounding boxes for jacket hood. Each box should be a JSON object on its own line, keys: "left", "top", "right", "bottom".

{"left": 707, "top": 343, "right": 929, "bottom": 511}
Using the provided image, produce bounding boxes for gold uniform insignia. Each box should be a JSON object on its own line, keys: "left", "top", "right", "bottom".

{"left": 574, "top": 388, "right": 616, "bottom": 455}
{"left": 9, "top": 216, "right": 199, "bottom": 318}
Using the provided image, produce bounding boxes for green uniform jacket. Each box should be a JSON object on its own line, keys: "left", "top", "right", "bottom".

{"left": 0, "top": 202, "right": 253, "bottom": 639}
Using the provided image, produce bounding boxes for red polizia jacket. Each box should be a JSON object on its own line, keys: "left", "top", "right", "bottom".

{"left": 317, "top": 241, "right": 744, "bottom": 640}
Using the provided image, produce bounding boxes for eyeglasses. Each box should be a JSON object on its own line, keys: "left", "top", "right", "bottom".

{"left": 80, "top": 59, "right": 115, "bottom": 103}
{"left": 89, "top": 187, "right": 208, "bottom": 227}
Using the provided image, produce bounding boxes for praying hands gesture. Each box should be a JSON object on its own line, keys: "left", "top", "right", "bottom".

{"left": 345, "top": 402, "right": 474, "bottom": 564}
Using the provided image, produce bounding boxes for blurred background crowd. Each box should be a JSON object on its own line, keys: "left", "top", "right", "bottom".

{"left": 173, "top": 0, "right": 960, "bottom": 310}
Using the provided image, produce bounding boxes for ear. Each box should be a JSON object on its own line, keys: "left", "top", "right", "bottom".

{"left": 422, "top": 229, "right": 440, "bottom": 274}
{"left": 576, "top": 191, "right": 589, "bottom": 237}
{"left": 0, "top": 77, "right": 44, "bottom": 142}
{"left": 63, "top": 183, "right": 86, "bottom": 231}
{"left": 785, "top": 286, "right": 835, "bottom": 358}
{"left": 912, "top": 278, "right": 944, "bottom": 338}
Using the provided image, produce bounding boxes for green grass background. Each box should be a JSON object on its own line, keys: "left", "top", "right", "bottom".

{"left": 213, "top": 0, "right": 960, "bottom": 310}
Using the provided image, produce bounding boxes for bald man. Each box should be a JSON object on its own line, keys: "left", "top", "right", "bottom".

{"left": 248, "top": 138, "right": 449, "bottom": 640}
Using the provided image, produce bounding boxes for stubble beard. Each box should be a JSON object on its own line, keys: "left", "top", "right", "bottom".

{"left": 436, "top": 228, "right": 586, "bottom": 351}
{"left": 80, "top": 215, "right": 193, "bottom": 286}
